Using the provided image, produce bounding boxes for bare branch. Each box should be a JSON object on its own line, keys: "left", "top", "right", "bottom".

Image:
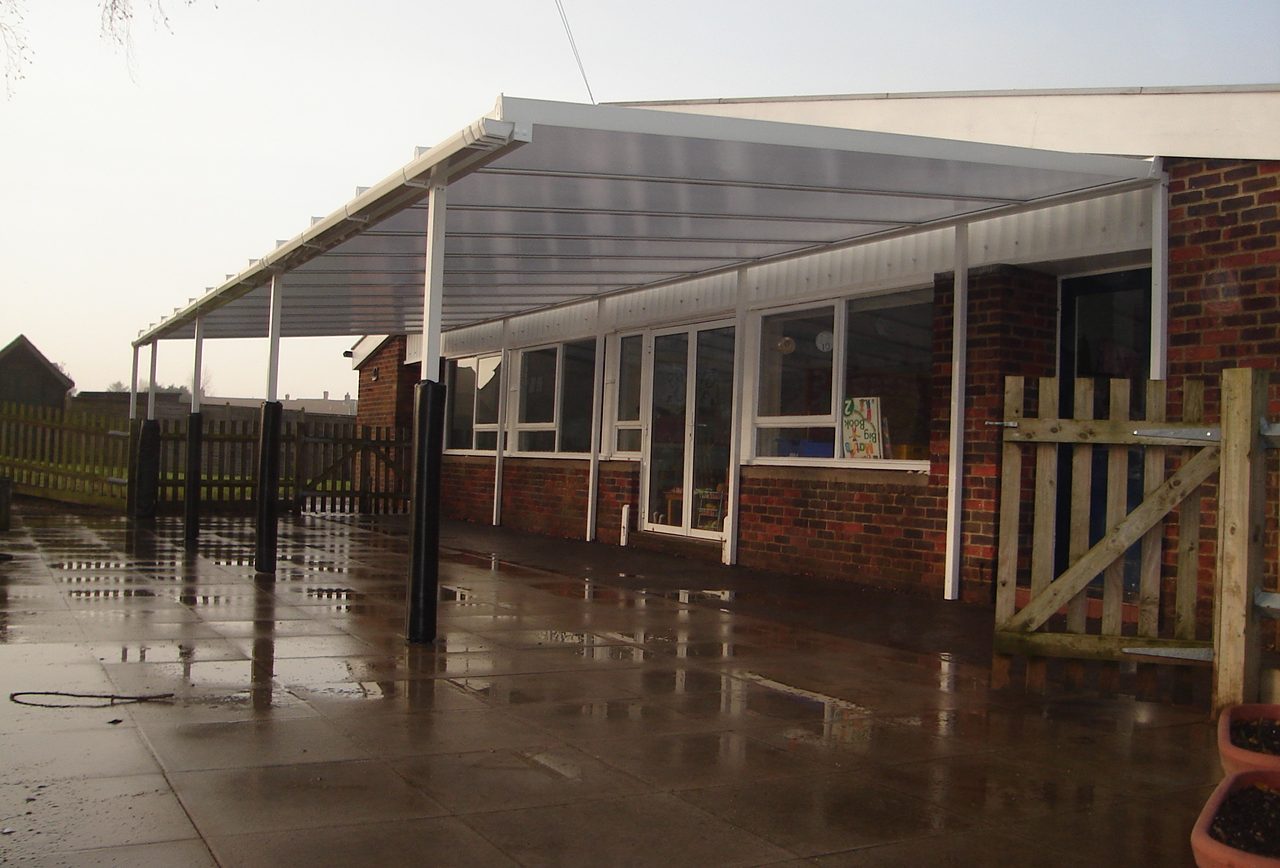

{"left": 0, "top": 0, "right": 32, "bottom": 98}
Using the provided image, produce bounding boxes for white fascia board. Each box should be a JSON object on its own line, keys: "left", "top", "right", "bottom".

{"left": 494, "top": 96, "right": 1157, "bottom": 181}
{"left": 134, "top": 112, "right": 528, "bottom": 347}
{"left": 349, "top": 335, "right": 391, "bottom": 370}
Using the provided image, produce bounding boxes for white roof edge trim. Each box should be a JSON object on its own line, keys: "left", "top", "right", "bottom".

{"left": 493, "top": 96, "right": 1158, "bottom": 180}
{"left": 349, "top": 335, "right": 390, "bottom": 370}
{"left": 610, "top": 83, "right": 1280, "bottom": 107}
{"left": 134, "top": 109, "right": 528, "bottom": 347}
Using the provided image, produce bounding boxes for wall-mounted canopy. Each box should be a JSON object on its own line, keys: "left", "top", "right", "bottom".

{"left": 135, "top": 96, "right": 1157, "bottom": 345}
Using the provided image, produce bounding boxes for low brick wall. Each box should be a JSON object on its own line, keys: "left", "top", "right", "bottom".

{"left": 500, "top": 457, "right": 590, "bottom": 539}
{"left": 441, "top": 455, "right": 496, "bottom": 523}
{"left": 594, "top": 461, "right": 641, "bottom": 545}
{"left": 736, "top": 465, "right": 946, "bottom": 595}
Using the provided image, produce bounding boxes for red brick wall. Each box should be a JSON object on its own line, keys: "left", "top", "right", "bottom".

{"left": 356, "top": 337, "right": 420, "bottom": 431}
{"left": 595, "top": 461, "right": 641, "bottom": 544}
{"left": 737, "top": 466, "right": 944, "bottom": 593}
{"left": 442, "top": 455, "right": 496, "bottom": 523}
{"left": 1167, "top": 158, "right": 1280, "bottom": 387}
{"left": 500, "top": 458, "right": 590, "bottom": 539}
{"left": 1165, "top": 157, "right": 1280, "bottom": 636}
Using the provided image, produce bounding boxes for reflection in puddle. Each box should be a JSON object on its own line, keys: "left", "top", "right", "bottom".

{"left": 67, "top": 588, "right": 156, "bottom": 599}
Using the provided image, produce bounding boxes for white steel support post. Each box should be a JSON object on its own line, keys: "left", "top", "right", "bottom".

{"left": 723, "top": 268, "right": 749, "bottom": 565}
{"left": 191, "top": 317, "right": 205, "bottom": 414}
{"left": 1150, "top": 165, "right": 1169, "bottom": 381}
{"left": 586, "top": 300, "right": 606, "bottom": 541}
{"left": 184, "top": 317, "right": 206, "bottom": 545}
{"left": 128, "top": 345, "right": 140, "bottom": 421}
{"left": 408, "top": 179, "right": 449, "bottom": 644}
{"left": 492, "top": 322, "right": 508, "bottom": 526}
{"left": 265, "top": 275, "right": 283, "bottom": 403}
{"left": 147, "top": 342, "right": 159, "bottom": 421}
{"left": 255, "top": 276, "right": 285, "bottom": 574}
{"left": 943, "top": 224, "right": 970, "bottom": 601}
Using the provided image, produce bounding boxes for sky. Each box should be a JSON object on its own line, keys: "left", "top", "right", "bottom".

{"left": 2, "top": 0, "right": 1278, "bottom": 400}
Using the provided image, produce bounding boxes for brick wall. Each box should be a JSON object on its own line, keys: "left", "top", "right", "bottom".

{"left": 356, "top": 337, "right": 420, "bottom": 430}
{"left": 737, "top": 466, "right": 944, "bottom": 593}
{"left": 1167, "top": 158, "right": 1280, "bottom": 387}
{"left": 1166, "top": 157, "right": 1280, "bottom": 635}
{"left": 441, "top": 455, "right": 497, "bottom": 523}
{"left": 595, "top": 461, "right": 641, "bottom": 544}
{"left": 500, "top": 458, "right": 591, "bottom": 539}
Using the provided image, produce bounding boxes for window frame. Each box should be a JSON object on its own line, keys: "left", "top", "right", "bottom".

{"left": 442, "top": 352, "right": 503, "bottom": 455}
{"left": 747, "top": 290, "right": 933, "bottom": 471}
{"left": 507, "top": 338, "right": 600, "bottom": 458}
{"left": 607, "top": 331, "right": 645, "bottom": 459}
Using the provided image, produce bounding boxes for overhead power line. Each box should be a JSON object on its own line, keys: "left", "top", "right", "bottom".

{"left": 553, "top": 0, "right": 595, "bottom": 105}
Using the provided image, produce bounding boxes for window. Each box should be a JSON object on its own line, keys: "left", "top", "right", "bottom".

{"left": 514, "top": 340, "right": 598, "bottom": 453}
{"left": 614, "top": 334, "right": 643, "bottom": 453}
{"left": 445, "top": 354, "right": 501, "bottom": 451}
{"left": 756, "top": 306, "right": 836, "bottom": 457}
{"left": 754, "top": 291, "right": 932, "bottom": 463}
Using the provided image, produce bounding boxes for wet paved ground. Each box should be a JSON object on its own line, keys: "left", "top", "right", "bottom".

{"left": 0, "top": 505, "right": 1220, "bottom": 866}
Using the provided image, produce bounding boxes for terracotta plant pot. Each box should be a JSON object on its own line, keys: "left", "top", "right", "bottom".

{"left": 1191, "top": 770, "right": 1280, "bottom": 867}
{"left": 1220, "top": 704, "right": 1280, "bottom": 775}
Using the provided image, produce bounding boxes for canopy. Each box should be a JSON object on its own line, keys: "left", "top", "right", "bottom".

{"left": 135, "top": 96, "right": 1157, "bottom": 344}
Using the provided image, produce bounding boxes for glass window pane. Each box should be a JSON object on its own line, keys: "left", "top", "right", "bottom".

{"left": 616, "top": 428, "right": 641, "bottom": 452}
{"left": 758, "top": 307, "right": 834, "bottom": 417}
{"left": 518, "top": 430, "right": 556, "bottom": 452}
{"left": 842, "top": 295, "right": 933, "bottom": 460}
{"left": 519, "top": 348, "right": 557, "bottom": 424}
{"left": 446, "top": 358, "right": 476, "bottom": 449}
{"left": 474, "top": 430, "right": 497, "bottom": 451}
{"left": 692, "top": 327, "right": 735, "bottom": 532}
{"left": 474, "top": 356, "right": 501, "bottom": 425}
{"left": 559, "top": 340, "right": 596, "bottom": 453}
{"left": 756, "top": 427, "right": 835, "bottom": 458}
{"left": 617, "top": 335, "right": 642, "bottom": 422}
{"left": 647, "top": 333, "right": 688, "bottom": 527}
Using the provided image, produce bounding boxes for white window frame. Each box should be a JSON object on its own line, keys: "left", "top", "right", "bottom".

{"left": 747, "top": 290, "right": 933, "bottom": 472}
{"left": 442, "top": 352, "right": 502, "bottom": 455}
{"left": 507, "top": 339, "right": 598, "bottom": 458}
{"left": 608, "top": 331, "right": 645, "bottom": 459}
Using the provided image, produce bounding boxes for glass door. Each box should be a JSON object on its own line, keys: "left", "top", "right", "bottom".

{"left": 643, "top": 322, "right": 735, "bottom": 537}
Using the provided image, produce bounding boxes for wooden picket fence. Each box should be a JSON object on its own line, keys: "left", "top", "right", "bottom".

{"left": 993, "top": 369, "right": 1277, "bottom": 712}
{"left": 0, "top": 403, "right": 411, "bottom": 516}
{"left": 0, "top": 402, "right": 131, "bottom": 509}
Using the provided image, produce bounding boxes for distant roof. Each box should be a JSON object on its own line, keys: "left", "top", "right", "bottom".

{"left": 0, "top": 334, "right": 74, "bottom": 390}
{"left": 615, "top": 84, "right": 1280, "bottom": 161}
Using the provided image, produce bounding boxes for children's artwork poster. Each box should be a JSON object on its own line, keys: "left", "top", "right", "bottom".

{"left": 841, "top": 396, "right": 883, "bottom": 459}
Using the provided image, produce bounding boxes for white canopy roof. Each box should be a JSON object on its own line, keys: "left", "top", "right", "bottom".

{"left": 136, "top": 96, "right": 1157, "bottom": 345}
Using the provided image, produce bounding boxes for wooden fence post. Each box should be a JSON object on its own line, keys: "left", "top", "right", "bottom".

{"left": 1212, "top": 367, "right": 1268, "bottom": 715}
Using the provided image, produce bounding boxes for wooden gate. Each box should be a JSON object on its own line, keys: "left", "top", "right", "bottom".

{"left": 293, "top": 422, "right": 410, "bottom": 514}
{"left": 993, "top": 368, "right": 1276, "bottom": 712}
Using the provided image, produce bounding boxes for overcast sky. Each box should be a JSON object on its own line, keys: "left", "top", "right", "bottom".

{"left": 2, "top": 0, "right": 1278, "bottom": 399}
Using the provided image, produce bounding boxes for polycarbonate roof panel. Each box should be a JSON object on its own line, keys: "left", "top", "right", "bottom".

{"left": 137, "top": 96, "right": 1156, "bottom": 344}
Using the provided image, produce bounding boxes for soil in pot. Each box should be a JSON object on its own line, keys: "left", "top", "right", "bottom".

{"left": 1232, "top": 719, "right": 1280, "bottom": 756}
{"left": 1209, "top": 782, "right": 1280, "bottom": 858}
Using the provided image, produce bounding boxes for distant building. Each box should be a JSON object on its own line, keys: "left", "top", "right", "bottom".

{"left": 0, "top": 335, "right": 74, "bottom": 409}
